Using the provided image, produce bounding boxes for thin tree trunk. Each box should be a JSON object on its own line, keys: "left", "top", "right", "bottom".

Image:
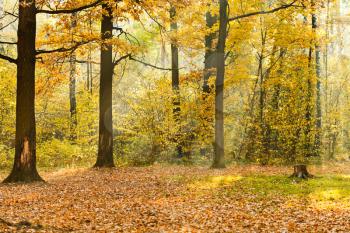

{"left": 203, "top": 9, "right": 217, "bottom": 94}
{"left": 87, "top": 18, "right": 93, "bottom": 94}
{"left": 212, "top": 0, "right": 227, "bottom": 169}
{"left": 87, "top": 53, "right": 90, "bottom": 91}
{"left": 200, "top": 6, "right": 217, "bottom": 156}
{"left": 69, "top": 13, "right": 78, "bottom": 141}
{"left": 95, "top": 4, "right": 114, "bottom": 167}
{"left": 313, "top": 12, "right": 322, "bottom": 155}
{"left": 4, "top": 0, "right": 43, "bottom": 183}
{"left": 258, "top": 27, "right": 270, "bottom": 164}
{"left": 170, "top": 6, "right": 183, "bottom": 158}
{"left": 305, "top": 45, "right": 313, "bottom": 157}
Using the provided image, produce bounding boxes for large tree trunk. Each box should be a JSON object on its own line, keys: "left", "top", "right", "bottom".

{"left": 212, "top": 0, "right": 227, "bottom": 169}
{"left": 170, "top": 6, "right": 183, "bottom": 158}
{"left": 95, "top": 4, "right": 114, "bottom": 168}
{"left": 3, "top": 0, "right": 43, "bottom": 183}
{"left": 69, "top": 13, "right": 77, "bottom": 141}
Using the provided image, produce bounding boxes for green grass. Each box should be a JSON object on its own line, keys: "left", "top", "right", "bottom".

{"left": 184, "top": 173, "right": 350, "bottom": 208}
{"left": 236, "top": 175, "right": 350, "bottom": 198}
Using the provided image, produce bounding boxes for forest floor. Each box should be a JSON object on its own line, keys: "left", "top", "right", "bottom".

{"left": 1, "top": 164, "right": 350, "bottom": 232}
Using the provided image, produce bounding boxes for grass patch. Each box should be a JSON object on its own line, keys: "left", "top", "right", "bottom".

{"left": 188, "top": 175, "right": 243, "bottom": 190}
{"left": 184, "top": 173, "right": 350, "bottom": 208}
{"left": 235, "top": 175, "right": 312, "bottom": 196}
{"left": 236, "top": 175, "right": 350, "bottom": 201}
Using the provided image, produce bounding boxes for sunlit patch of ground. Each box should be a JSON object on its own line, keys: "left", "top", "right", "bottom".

{"left": 1, "top": 164, "right": 350, "bottom": 232}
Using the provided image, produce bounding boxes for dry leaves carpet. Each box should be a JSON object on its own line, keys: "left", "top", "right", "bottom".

{"left": 1, "top": 164, "right": 350, "bottom": 232}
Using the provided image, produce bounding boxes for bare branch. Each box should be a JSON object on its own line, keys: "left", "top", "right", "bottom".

{"left": 113, "top": 54, "right": 131, "bottom": 67}
{"left": 130, "top": 56, "right": 181, "bottom": 71}
{"left": 36, "top": 41, "right": 90, "bottom": 55}
{"left": 229, "top": 1, "right": 298, "bottom": 22}
{"left": 36, "top": 0, "right": 102, "bottom": 14}
{"left": 0, "top": 18, "right": 18, "bottom": 31}
{"left": 0, "top": 53, "right": 17, "bottom": 64}
{"left": 0, "top": 41, "right": 17, "bottom": 45}
{"left": 4, "top": 11, "right": 18, "bottom": 18}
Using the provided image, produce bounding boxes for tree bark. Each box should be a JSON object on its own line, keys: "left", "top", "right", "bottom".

{"left": 200, "top": 6, "right": 217, "bottom": 157}
{"left": 3, "top": 0, "right": 43, "bottom": 183}
{"left": 203, "top": 9, "right": 217, "bottom": 94}
{"left": 313, "top": 12, "right": 322, "bottom": 155}
{"left": 87, "top": 18, "right": 93, "bottom": 94}
{"left": 258, "top": 28, "right": 270, "bottom": 164}
{"left": 305, "top": 45, "right": 313, "bottom": 157}
{"left": 69, "top": 13, "right": 78, "bottom": 141}
{"left": 95, "top": 4, "right": 114, "bottom": 167}
{"left": 212, "top": 0, "right": 227, "bottom": 169}
{"left": 170, "top": 6, "right": 183, "bottom": 158}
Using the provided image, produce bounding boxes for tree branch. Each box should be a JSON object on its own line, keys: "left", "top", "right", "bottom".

{"left": 229, "top": 1, "right": 298, "bottom": 21}
{"left": 130, "top": 57, "right": 180, "bottom": 71}
{"left": 0, "top": 41, "right": 17, "bottom": 45}
{"left": 0, "top": 18, "right": 18, "bottom": 31}
{"left": 4, "top": 11, "right": 18, "bottom": 18}
{"left": 0, "top": 53, "right": 17, "bottom": 64}
{"left": 36, "top": 0, "right": 102, "bottom": 14}
{"left": 113, "top": 54, "right": 131, "bottom": 67}
{"left": 36, "top": 41, "right": 90, "bottom": 55}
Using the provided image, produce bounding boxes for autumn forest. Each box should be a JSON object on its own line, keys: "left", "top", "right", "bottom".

{"left": 1, "top": 0, "right": 350, "bottom": 231}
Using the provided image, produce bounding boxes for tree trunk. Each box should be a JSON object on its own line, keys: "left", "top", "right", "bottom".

{"left": 69, "top": 13, "right": 77, "bottom": 141}
{"left": 290, "top": 164, "right": 313, "bottom": 179}
{"left": 305, "top": 45, "right": 313, "bottom": 157}
{"left": 170, "top": 6, "right": 183, "bottom": 158}
{"left": 87, "top": 18, "right": 93, "bottom": 94}
{"left": 313, "top": 12, "right": 322, "bottom": 155}
{"left": 95, "top": 4, "right": 114, "bottom": 168}
{"left": 201, "top": 7, "right": 217, "bottom": 157}
{"left": 3, "top": 0, "right": 43, "bottom": 183}
{"left": 212, "top": 0, "right": 227, "bottom": 169}
{"left": 258, "top": 29, "right": 271, "bottom": 164}
{"left": 203, "top": 9, "right": 217, "bottom": 94}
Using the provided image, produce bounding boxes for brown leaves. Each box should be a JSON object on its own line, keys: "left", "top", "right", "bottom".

{"left": 1, "top": 165, "right": 350, "bottom": 232}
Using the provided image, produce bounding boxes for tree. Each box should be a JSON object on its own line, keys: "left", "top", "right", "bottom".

{"left": 212, "top": 0, "right": 227, "bottom": 168}
{"left": 69, "top": 13, "right": 78, "bottom": 141}
{"left": 203, "top": 4, "right": 217, "bottom": 94}
{"left": 1, "top": 0, "right": 102, "bottom": 183}
{"left": 3, "top": 0, "right": 42, "bottom": 183}
{"left": 169, "top": 5, "right": 183, "bottom": 158}
{"left": 312, "top": 8, "right": 322, "bottom": 155}
{"left": 94, "top": 3, "right": 115, "bottom": 167}
{"left": 200, "top": 2, "right": 217, "bottom": 156}
{"left": 211, "top": 0, "right": 299, "bottom": 168}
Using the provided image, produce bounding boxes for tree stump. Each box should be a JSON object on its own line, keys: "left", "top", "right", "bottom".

{"left": 290, "top": 164, "right": 313, "bottom": 179}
